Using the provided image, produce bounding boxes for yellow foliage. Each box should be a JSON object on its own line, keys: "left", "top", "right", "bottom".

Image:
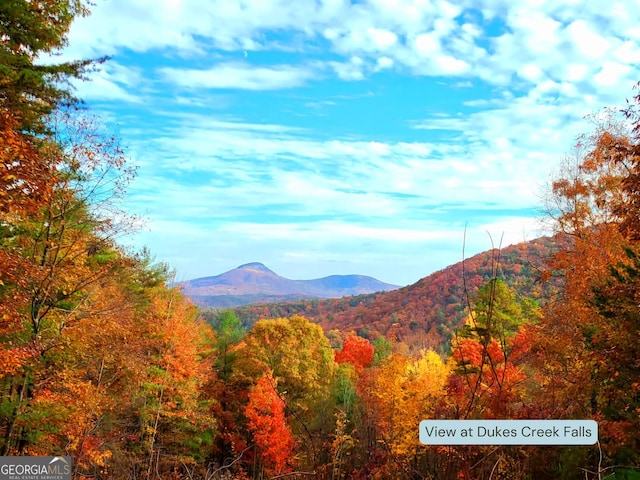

{"left": 367, "top": 349, "right": 450, "bottom": 458}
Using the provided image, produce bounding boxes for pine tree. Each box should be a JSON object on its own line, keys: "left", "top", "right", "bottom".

{"left": 0, "top": 0, "right": 104, "bottom": 131}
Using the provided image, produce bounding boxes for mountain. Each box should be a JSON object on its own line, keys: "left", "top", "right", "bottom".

{"left": 180, "top": 262, "right": 400, "bottom": 307}
{"left": 227, "top": 235, "right": 568, "bottom": 349}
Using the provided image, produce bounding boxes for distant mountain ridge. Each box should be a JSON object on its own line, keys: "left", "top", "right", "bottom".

{"left": 180, "top": 262, "right": 400, "bottom": 307}
{"left": 228, "top": 235, "right": 568, "bottom": 348}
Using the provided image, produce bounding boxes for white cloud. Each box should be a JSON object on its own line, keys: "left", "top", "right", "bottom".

{"left": 367, "top": 28, "right": 398, "bottom": 48}
{"left": 565, "top": 20, "right": 611, "bottom": 59}
{"left": 433, "top": 55, "right": 470, "bottom": 75}
{"left": 613, "top": 41, "right": 640, "bottom": 64}
{"left": 124, "top": 106, "right": 569, "bottom": 237}
{"left": 60, "top": 0, "right": 640, "bottom": 96}
{"left": 594, "top": 62, "right": 634, "bottom": 88}
{"left": 563, "top": 63, "right": 589, "bottom": 83}
{"left": 414, "top": 33, "right": 440, "bottom": 56}
{"left": 518, "top": 64, "right": 544, "bottom": 83}
{"left": 62, "top": 0, "right": 640, "bottom": 285}
{"left": 71, "top": 62, "right": 145, "bottom": 103}
{"left": 159, "top": 62, "right": 316, "bottom": 90}
{"left": 329, "top": 58, "right": 367, "bottom": 81}
{"left": 375, "top": 56, "right": 394, "bottom": 70}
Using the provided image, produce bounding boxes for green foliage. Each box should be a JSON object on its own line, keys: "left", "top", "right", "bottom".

{"left": 238, "top": 315, "right": 334, "bottom": 408}
{"left": 611, "top": 468, "right": 640, "bottom": 479}
{"left": 212, "top": 309, "right": 245, "bottom": 380}
{"left": 372, "top": 336, "right": 392, "bottom": 365}
{"left": 333, "top": 363, "right": 357, "bottom": 412}
{"left": 590, "top": 246, "right": 640, "bottom": 463}
{"left": 469, "top": 278, "right": 527, "bottom": 338}
{"left": 213, "top": 309, "right": 246, "bottom": 344}
{"left": 0, "top": 0, "right": 104, "bottom": 131}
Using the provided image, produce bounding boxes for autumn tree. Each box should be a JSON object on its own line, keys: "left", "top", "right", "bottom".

{"left": 588, "top": 249, "right": 640, "bottom": 464}
{"left": 232, "top": 315, "right": 335, "bottom": 473}
{"left": 0, "top": 112, "right": 54, "bottom": 377}
{"left": 357, "top": 349, "right": 450, "bottom": 477}
{"left": 195, "top": 309, "right": 247, "bottom": 472}
{"left": 334, "top": 333, "right": 374, "bottom": 373}
{"left": 132, "top": 287, "right": 216, "bottom": 478}
{"left": 612, "top": 82, "right": 640, "bottom": 238}
{"left": 584, "top": 80, "right": 640, "bottom": 466}
{"left": 0, "top": 110, "right": 136, "bottom": 456}
{"left": 245, "top": 369, "right": 296, "bottom": 476}
{"left": 17, "top": 255, "right": 163, "bottom": 473}
{"left": 546, "top": 84, "right": 640, "bottom": 467}
{"left": 0, "top": 2, "right": 224, "bottom": 477}
{"left": 449, "top": 279, "right": 539, "bottom": 419}
{"left": 540, "top": 116, "right": 633, "bottom": 370}
{"left": 235, "top": 315, "right": 334, "bottom": 411}
{"left": 533, "top": 92, "right": 640, "bottom": 475}
{"left": 329, "top": 335, "right": 376, "bottom": 478}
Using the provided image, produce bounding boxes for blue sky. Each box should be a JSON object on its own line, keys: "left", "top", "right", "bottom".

{"left": 57, "top": 0, "right": 640, "bottom": 286}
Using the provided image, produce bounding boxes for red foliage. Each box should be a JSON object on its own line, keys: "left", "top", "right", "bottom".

{"left": 449, "top": 335, "right": 529, "bottom": 418}
{"left": 232, "top": 237, "right": 565, "bottom": 348}
{"left": 334, "top": 334, "right": 374, "bottom": 372}
{"left": 244, "top": 369, "right": 295, "bottom": 475}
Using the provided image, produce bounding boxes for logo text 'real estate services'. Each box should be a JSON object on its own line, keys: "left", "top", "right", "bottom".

{"left": 0, "top": 457, "right": 71, "bottom": 480}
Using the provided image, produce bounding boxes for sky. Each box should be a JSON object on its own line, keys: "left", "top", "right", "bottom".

{"left": 56, "top": 0, "right": 640, "bottom": 287}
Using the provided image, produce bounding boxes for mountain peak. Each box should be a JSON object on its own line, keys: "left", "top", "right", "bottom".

{"left": 237, "top": 262, "right": 274, "bottom": 273}
{"left": 181, "top": 262, "right": 399, "bottom": 307}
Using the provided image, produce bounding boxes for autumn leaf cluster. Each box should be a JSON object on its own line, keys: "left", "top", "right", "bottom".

{"left": 2, "top": 2, "right": 640, "bottom": 478}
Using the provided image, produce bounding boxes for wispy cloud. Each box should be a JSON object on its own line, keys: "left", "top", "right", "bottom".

{"left": 61, "top": 0, "right": 640, "bottom": 285}
{"left": 159, "top": 62, "right": 318, "bottom": 90}
{"left": 71, "top": 62, "right": 146, "bottom": 103}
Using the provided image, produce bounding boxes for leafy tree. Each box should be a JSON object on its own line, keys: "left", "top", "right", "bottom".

{"left": 334, "top": 334, "right": 374, "bottom": 373}
{"left": 213, "top": 309, "right": 246, "bottom": 381}
{"left": 0, "top": 112, "right": 53, "bottom": 377}
{"left": 0, "top": 0, "right": 103, "bottom": 131}
{"left": 590, "top": 248, "right": 640, "bottom": 464}
{"left": 233, "top": 315, "right": 335, "bottom": 473}
{"left": 0, "top": 111, "right": 135, "bottom": 457}
{"left": 245, "top": 369, "right": 295, "bottom": 476}
{"left": 0, "top": 112, "right": 52, "bottom": 217}
{"left": 235, "top": 315, "right": 334, "bottom": 410}
{"left": 133, "top": 288, "right": 216, "bottom": 477}
{"left": 533, "top": 95, "right": 640, "bottom": 476}
{"left": 371, "top": 336, "right": 392, "bottom": 365}
{"left": 206, "top": 310, "right": 249, "bottom": 469}
{"left": 450, "top": 279, "right": 539, "bottom": 419}
{"left": 357, "top": 349, "right": 449, "bottom": 477}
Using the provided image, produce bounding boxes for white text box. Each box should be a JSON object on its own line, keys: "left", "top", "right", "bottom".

{"left": 419, "top": 420, "right": 598, "bottom": 445}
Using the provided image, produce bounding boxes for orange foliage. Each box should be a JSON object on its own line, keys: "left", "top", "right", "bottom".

{"left": 449, "top": 334, "right": 529, "bottom": 419}
{"left": 245, "top": 369, "right": 295, "bottom": 475}
{"left": 334, "top": 334, "right": 374, "bottom": 372}
{"left": 232, "top": 237, "right": 563, "bottom": 349}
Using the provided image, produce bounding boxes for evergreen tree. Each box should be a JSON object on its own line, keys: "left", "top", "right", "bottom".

{"left": 0, "top": 0, "right": 104, "bottom": 131}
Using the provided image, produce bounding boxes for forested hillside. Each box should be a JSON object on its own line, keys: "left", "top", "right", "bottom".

{"left": 1, "top": 1, "right": 639, "bottom": 479}
{"left": 226, "top": 235, "right": 566, "bottom": 349}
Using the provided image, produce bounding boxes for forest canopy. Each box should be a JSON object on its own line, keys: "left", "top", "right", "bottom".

{"left": 1, "top": 1, "right": 639, "bottom": 478}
